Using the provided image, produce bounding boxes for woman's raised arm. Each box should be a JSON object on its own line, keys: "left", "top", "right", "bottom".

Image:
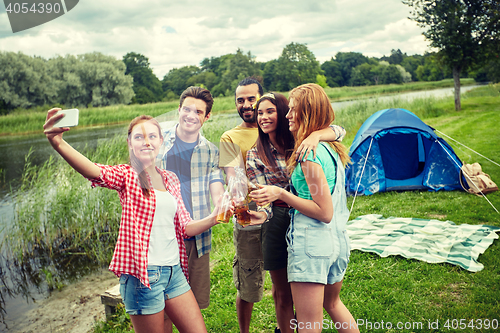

{"left": 43, "top": 108, "right": 100, "bottom": 179}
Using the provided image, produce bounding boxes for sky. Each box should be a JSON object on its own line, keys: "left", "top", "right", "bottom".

{"left": 0, "top": 0, "right": 433, "bottom": 79}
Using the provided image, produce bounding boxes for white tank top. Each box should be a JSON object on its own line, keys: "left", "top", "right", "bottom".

{"left": 148, "top": 189, "right": 180, "bottom": 266}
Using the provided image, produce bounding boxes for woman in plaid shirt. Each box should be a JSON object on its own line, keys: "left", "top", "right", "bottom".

{"left": 44, "top": 110, "right": 225, "bottom": 333}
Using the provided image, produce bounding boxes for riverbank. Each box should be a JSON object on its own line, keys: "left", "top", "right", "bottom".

{"left": 8, "top": 269, "right": 117, "bottom": 333}
{"left": 0, "top": 79, "right": 476, "bottom": 136}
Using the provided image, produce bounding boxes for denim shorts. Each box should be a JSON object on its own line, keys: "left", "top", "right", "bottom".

{"left": 287, "top": 212, "right": 350, "bottom": 285}
{"left": 119, "top": 264, "right": 191, "bottom": 315}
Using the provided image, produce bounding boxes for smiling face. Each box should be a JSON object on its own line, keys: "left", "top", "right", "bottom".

{"left": 257, "top": 99, "right": 278, "bottom": 135}
{"left": 128, "top": 120, "right": 163, "bottom": 166}
{"left": 235, "top": 84, "right": 260, "bottom": 123}
{"left": 286, "top": 97, "right": 298, "bottom": 133}
{"left": 177, "top": 97, "right": 210, "bottom": 136}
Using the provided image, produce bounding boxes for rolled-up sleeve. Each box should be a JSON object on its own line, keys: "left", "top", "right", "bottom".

{"left": 87, "top": 164, "right": 126, "bottom": 191}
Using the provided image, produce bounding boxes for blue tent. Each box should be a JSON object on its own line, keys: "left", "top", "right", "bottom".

{"left": 345, "top": 108, "right": 464, "bottom": 196}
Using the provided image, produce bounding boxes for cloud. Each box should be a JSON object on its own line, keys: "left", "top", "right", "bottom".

{"left": 0, "top": 0, "right": 431, "bottom": 78}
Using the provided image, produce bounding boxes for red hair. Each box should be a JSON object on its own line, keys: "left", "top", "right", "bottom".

{"left": 127, "top": 115, "right": 163, "bottom": 198}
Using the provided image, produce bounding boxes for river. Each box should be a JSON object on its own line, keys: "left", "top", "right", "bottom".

{"left": 0, "top": 84, "right": 482, "bottom": 330}
{"left": 0, "top": 124, "right": 128, "bottom": 331}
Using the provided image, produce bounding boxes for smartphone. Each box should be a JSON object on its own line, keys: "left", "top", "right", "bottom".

{"left": 54, "top": 109, "right": 79, "bottom": 127}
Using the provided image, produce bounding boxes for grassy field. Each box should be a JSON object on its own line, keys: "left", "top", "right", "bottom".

{"left": 0, "top": 79, "right": 475, "bottom": 136}
{"left": 3, "top": 83, "right": 499, "bottom": 332}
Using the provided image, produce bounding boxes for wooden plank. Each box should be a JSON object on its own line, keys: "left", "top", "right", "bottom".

{"left": 100, "top": 284, "right": 122, "bottom": 317}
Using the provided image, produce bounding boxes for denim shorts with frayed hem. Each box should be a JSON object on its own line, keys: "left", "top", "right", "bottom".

{"left": 119, "top": 263, "right": 191, "bottom": 315}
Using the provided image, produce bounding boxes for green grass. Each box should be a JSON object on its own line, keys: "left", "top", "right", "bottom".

{"left": 3, "top": 84, "right": 499, "bottom": 333}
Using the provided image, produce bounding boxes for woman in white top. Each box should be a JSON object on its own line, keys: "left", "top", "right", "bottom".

{"left": 44, "top": 110, "right": 228, "bottom": 333}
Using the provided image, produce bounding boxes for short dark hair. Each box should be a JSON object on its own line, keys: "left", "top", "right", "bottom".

{"left": 179, "top": 86, "right": 214, "bottom": 116}
{"left": 236, "top": 77, "right": 264, "bottom": 96}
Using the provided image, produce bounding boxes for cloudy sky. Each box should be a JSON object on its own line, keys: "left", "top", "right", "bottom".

{"left": 0, "top": 0, "right": 432, "bottom": 78}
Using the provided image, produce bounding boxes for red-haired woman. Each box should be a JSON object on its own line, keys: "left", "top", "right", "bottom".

{"left": 44, "top": 109, "right": 225, "bottom": 333}
{"left": 246, "top": 92, "right": 346, "bottom": 333}
{"left": 249, "top": 85, "right": 358, "bottom": 333}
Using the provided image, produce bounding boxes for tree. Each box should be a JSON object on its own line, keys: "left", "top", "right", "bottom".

{"left": 123, "top": 52, "right": 163, "bottom": 104}
{"left": 217, "top": 49, "right": 261, "bottom": 95}
{"left": 0, "top": 51, "right": 56, "bottom": 113}
{"left": 396, "top": 65, "right": 412, "bottom": 83}
{"left": 263, "top": 59, "right": 280, "bottom": 91}
{"left": 274, "top": 42, "right": 323, "bottom": 91}
{"left": 404, "top": 0, "right": 500, "bottom": 110}
{"left": 47, "top": 53, "right": 134, "bottom": 107}
{"left": 350, "top": 63, "right": 373, "bottom": 86}
{"left": 162, "top": 65, "right": 201, "bottom": 96}
{"left": 335, "top": 52, "right": 369, "bottom": 86}
{"left": 401, "top": 55, "right": 424, "bottom": 81}
{"left": 381, "top": 65, "right": 403, "bottom": 84}
{"left": 74, "top": 53, "right": 134, "bottom": 107}
{"left": 0, "top": 52, "right": 134, "bottom": 112}
{"left": 321, "top": 59, "right": 343, "bottom": 87}
{"left": 470, "top": 56, "right": 500, "bottom": 83}
{"left": 47, "top": 55, "right": 86, "bottom": 107}
{"left": 382, "top": 49, "right": 405, "bottom": 65}
{"left": 415, "top": 53, "right": 451, "bottom": 81}
{"left": 316, "top": 74, "right": 328, "bottom": 88}
{"left": 186, "top": 71, "right": 218, "bottom": 91}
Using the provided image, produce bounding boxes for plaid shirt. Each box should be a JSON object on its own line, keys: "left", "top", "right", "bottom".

{"left": 89, "top": 164, "right": 191, "bottom": 288}
{"left": 245, "top": 125, "right": 346, "bottom": 219}
{"left": 246, "top": 143, "right": 289, "bottom": 219}
{"left": 157, "top": 125, "right": 224, "bottom": 257}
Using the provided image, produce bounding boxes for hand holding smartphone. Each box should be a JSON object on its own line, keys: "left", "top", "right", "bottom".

{"left": 53, "top": 109, "right": 79, "bottom": 127}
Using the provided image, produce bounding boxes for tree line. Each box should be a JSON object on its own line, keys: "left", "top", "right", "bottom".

{"left": 1, "top": 42, "right": 499, "bottom": 115}
{"left": 147, "top": 44, "right": 499, "bottom": 103}
{"left": 0, "top": 52, "right": 134, "bottom": 114}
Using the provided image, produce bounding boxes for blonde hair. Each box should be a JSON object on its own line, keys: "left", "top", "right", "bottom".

{"left": 287, "top": 83, "right": 350, "bottom": 174}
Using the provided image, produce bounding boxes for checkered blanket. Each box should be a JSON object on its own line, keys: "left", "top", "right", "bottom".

{"left": 345, "top": 214, "right": 500, "bottom": 272}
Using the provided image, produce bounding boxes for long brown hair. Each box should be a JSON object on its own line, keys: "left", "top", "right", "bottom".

{"left": 127, "top": 115, "right": 163, "bottom": 198}
{"left": 254, "top": 92, "right": 294, "bottom": 170}
{"left": 287, "top": 83, "right": 350, "bottom": 174}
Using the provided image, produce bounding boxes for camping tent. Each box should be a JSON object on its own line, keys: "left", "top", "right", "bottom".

{"left": 345, "top": 108, "right": 464, "bottom": 196}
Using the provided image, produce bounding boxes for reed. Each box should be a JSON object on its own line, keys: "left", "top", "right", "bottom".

{"left": 4, "top": 137, "right": 127, "bottom": 266}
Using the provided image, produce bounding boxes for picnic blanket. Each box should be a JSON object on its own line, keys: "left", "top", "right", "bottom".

{"left": 345, "top": 214, "right": 500, "bottom": 272}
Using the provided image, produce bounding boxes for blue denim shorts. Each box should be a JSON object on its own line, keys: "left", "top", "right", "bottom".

{"left": 287, "top": 212, "right": 350, "bottom": 285}
{"left": 119, "top": 264, "right": 191, "bottom": 315}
